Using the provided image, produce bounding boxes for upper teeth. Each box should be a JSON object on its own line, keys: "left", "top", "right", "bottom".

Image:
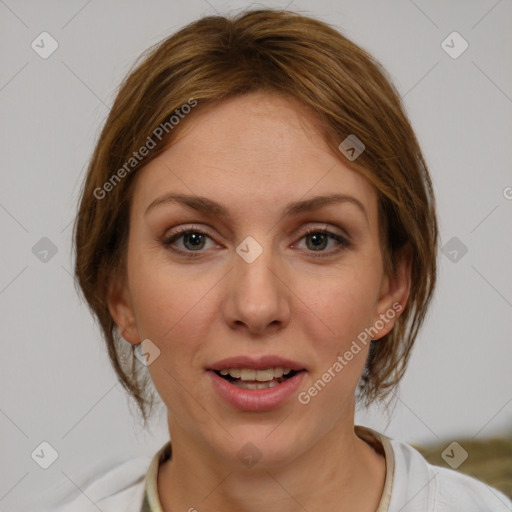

{"left": 219, "top": 367, "right": 292, "bottom": 381}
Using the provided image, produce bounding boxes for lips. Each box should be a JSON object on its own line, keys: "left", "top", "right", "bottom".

{"left": 207, "top": 368, "right": 306, "bottom": 411}
{"left": 207, "top": 355, "right": 307, "bottom": 372}
{"left": 206, "top": 354, "right": 307, "bottom": 411}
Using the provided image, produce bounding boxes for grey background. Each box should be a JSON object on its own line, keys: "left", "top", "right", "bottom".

{"left": 1, "top": 0, "right": 511, "bottom": 510}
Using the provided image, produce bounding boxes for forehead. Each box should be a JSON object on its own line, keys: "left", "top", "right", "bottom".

{"left": 131, "top": 92, "right": 378, "bottom": 225}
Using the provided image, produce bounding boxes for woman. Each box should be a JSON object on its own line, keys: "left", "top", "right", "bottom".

{"left": 66, "top": 8, "right": 511, "bottom": 512}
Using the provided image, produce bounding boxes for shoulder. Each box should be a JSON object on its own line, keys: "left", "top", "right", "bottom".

{"left": 39, "top": 455, "right": 150, "bottom": 512}
{"left": 387, "top": 435, "right": 512, "bottom": 512}
{"left": 432, "top": 464, "right": 512, "bottom": 511}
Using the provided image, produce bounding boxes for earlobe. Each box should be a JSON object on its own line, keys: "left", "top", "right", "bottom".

{"left": 106, "top": 274, "right": 140, "bottom": 345}
{"left": 373, "top": 244, "right": 413, "bottom": 339}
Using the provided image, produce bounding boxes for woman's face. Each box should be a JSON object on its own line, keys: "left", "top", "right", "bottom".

{"left": 109, "top": 92, "right": 409, "bottom": 468}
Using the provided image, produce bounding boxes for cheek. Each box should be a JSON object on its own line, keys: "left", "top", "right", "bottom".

{"left": 304, "top": 261, "right": 382, "bottom": 348}
{"left": 297, "top": 272, "right": 380, "bottom": 416}
{"left": 129, "top": 263, "right": 220, "bottom": 407}
{"left": 128, "top": 254, "right": 220, "bottom": 357}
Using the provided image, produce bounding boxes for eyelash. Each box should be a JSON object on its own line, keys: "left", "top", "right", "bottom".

{"left": 161, "top": 225, "right": 351, "bottom": 259}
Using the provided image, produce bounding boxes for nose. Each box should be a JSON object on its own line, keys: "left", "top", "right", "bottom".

{"left": 222, "top": 239, "right": 292, "bottom": 336}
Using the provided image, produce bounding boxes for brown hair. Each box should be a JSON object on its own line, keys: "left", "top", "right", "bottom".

{"left": 73, "top": 8, "right": 438, "bottom": 424}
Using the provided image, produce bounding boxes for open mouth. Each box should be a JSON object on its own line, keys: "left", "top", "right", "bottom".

{"left": 213, "top": 369, "right": 300, "bottom": 389}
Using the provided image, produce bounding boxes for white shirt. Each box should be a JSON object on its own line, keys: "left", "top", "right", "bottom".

{"left": 36, "top": 426, "right": 511, "bottom": 511}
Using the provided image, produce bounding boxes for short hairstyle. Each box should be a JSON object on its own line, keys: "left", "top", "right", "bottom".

{"left": 73, "top": 8, "right": 438, "bottom": 424}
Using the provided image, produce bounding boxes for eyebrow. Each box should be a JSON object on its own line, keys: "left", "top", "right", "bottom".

{"left": 145, "top": 192, "right": 369, "bottom": 224}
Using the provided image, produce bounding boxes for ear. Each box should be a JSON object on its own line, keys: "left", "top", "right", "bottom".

{"left": 371, "top": 243, "right": 412, "bottom": 340}
{"left": 106, "top": 273, "right": 140, "bottom": 345}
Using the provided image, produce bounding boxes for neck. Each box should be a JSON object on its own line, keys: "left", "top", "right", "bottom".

{"left": 157, "top": 411, "right": 386, "bottom": 512}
